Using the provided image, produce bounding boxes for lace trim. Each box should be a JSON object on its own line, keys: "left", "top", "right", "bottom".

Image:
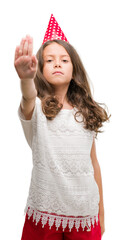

{"left": 24, "top": 206, "right": 99, "bottom": 232}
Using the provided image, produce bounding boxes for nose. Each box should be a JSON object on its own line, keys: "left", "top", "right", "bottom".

{"left": 54, "top": 59, "right": 61, "bottom": 68}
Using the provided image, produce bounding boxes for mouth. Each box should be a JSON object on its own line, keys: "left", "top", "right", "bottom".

{"left": 53, "top": 71, "right": 64, "bottom": 75}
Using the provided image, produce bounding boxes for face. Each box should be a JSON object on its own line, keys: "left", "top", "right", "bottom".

{"left": 42, "top": 42, "right": 73, "bottom": 88}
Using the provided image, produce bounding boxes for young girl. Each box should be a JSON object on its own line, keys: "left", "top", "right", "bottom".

{"left": 14, "top": 16, "right": 110, "bottom": 240}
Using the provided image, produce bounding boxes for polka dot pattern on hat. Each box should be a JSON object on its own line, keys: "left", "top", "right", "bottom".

{"left": 42, "top": 14, "right": 69, "bottom": 44}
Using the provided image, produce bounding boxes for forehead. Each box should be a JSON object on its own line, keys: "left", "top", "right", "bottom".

{"left": 43, "top": 42, "right": 70, "bottom": 58}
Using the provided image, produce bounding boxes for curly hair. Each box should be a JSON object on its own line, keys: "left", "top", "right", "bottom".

{"left": 34, "top": 39, "right": 111, "bottom": 138}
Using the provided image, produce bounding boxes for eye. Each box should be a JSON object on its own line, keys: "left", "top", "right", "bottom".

{"left": 46, "top": 60, "right": 53, "bottom": 62}
{"left": 62, "top": 60, "right": 68, "bottom": 62}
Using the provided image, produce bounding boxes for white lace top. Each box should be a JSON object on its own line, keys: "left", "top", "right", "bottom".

{"left": 18, "top": 97, "right": 100, "bottom": 232}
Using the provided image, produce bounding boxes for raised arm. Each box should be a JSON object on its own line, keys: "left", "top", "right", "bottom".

{"left": 14, "top": 35, "right": 38, "bottom": 120}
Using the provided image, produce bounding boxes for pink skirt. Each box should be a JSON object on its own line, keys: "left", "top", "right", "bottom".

{"left": 21, "top": 212, "right": 101, "bottom": 240}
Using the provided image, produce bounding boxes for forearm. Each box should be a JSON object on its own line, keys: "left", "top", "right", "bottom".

{"left": 94, "top": 162, "right": 104, "bottom": 215}
{"left": 20, "top": 78, "right": 37, "bottom": 101}
{"left": 20, "top": 79, "right": 37, "bottom": 120}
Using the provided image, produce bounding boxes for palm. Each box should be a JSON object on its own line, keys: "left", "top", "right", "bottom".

{"left": 15, "top": 55, "right": 37, "bottom": 80}
{"left": 14, "top": 35, "right": 38, "bottom": 80}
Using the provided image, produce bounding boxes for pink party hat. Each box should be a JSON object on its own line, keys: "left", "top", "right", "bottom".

{"left": 42, "top": 14, "right": 69, "bottom": 44}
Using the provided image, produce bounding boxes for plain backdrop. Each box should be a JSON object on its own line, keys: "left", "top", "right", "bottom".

{"left": 0, "top": 0, "right": 123, "bottom": 239}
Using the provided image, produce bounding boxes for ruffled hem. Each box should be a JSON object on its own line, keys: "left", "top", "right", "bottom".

{"left": 24, "top": 206, "right": 99, "bottom": 232}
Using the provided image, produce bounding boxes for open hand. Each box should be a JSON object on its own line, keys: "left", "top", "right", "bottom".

{"left": 14, "top": 35, "right": 38, "bottom": 81}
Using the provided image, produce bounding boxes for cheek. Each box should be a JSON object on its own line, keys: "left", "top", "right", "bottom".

{"left": 43, "top": 65, "right": 50, "bottom": 78}
{"left": 68, "top": 65, "right": 73, "bottom": 77}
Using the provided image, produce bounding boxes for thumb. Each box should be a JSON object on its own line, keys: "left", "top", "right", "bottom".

{"left": 32, "top": 55, "right": 38, "bottom": 65}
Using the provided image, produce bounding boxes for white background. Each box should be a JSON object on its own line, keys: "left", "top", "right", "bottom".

{"left": 0, "top": 0, "right": 123, "bottom": 239}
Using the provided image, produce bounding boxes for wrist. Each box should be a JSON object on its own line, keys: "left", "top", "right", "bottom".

{"left": 21, "top": 78, "right": 34, "bottom": 83}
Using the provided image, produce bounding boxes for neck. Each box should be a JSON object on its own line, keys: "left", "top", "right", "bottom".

{"left": 54, "top": 85, "right": 69, "bottom": 105}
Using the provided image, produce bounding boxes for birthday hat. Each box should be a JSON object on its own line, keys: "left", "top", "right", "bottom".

{"left": 42, "top": 14, "right": 69, "bottom": 44}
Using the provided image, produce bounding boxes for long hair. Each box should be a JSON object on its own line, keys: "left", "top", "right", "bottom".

{"left": 34, "top": 39, "right": 111, "bottom": 138}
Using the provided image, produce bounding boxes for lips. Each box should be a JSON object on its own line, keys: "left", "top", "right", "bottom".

{"left": 53, "top": 71, "right": 63, "bottom": 75}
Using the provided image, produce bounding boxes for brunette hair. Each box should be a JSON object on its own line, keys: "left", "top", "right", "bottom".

{"left": 34, "top": 39, "right": 111, "bottom": 138}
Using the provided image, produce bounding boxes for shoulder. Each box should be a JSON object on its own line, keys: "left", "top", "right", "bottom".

{"left": 35, "top": 97, "right": 42, "bottom": 112}
{"left": 35, "top": 96, "right": 42, "bottom": 105}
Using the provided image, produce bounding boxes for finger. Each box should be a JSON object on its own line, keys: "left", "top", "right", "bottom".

{"left": 28, "top": 37, "right": 33, "bottom": 56}
{"left": 26, "top": 34, "right": 31, "bottom": 40}
{"left": 31, "top": 55, "right": 38, "bottom": 68}
{"left": 19, "top": 38, "right": 25, "bottom": 56}
{"left": 32, "top": 55, "right": 38, "bottom": 65}
{"left": 23, "top": 40, "right": 28, "bottom": 55}
{"left": 14, "top": 46, "right": 20, "bottom": 61}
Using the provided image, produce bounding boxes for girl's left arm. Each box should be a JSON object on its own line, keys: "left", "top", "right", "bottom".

{"left": 90, "top": 138, "right": 105, "bottom": 237}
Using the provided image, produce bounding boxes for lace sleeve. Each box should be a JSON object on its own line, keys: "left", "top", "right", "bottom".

{"left": 18, "top": 100, "right": 37, "bottom": 148}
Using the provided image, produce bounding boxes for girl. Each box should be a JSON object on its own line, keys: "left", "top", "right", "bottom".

{"left": 14, "top": 32, "right": 110, "bottom": 240}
